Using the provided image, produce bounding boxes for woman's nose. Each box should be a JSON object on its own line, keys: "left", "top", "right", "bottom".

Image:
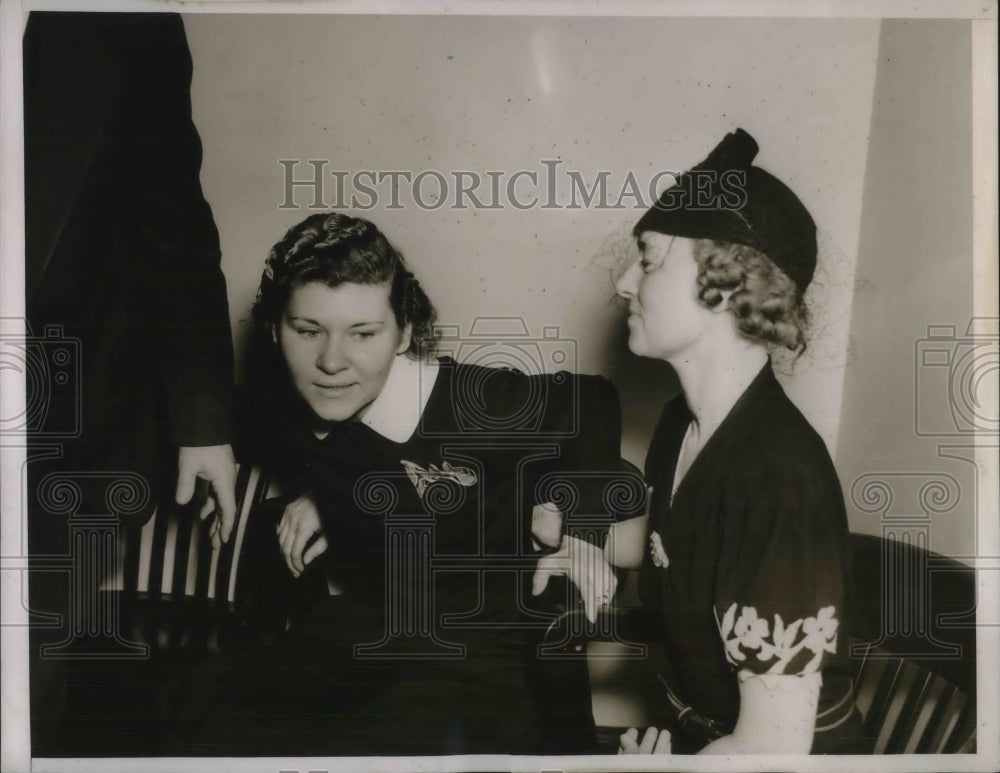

{"left": 316, "top": 337, "right": 346, "bottom": 373}
{"left": 616, "top": 261, "right": 640, "bottom": 300}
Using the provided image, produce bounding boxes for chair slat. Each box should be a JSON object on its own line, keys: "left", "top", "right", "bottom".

{"left": 184, "top": 517, "right": 202, "bottom": 597}
{"left": 159, "top": 510, "right": 180, "bottom": 596}
{"left": 885, "top": 667, "right": 933, "bottom": 753}
{"left": 944, "top": 704, "right": 977, "bottom": 754}
{"left": 136, "top": 506, "right": 157, "bottom": 594}
{"left": 915, "top": 681, "right": 957, "bottom": 753}
{"left": 850, "top": 642, "right": 879, "bottom": 724}
{"left": 935, "top": 690, "right": 970, "bottom": 753}
{"left": 902, "top": 674, "right": 948, "bottom": 753}
{"left": 865, "top": 657, "right": 906, "bottom": 751}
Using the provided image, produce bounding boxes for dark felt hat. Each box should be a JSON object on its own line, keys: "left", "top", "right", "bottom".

{"left": 633, "top": 128, "right": 817, "bottom": 293}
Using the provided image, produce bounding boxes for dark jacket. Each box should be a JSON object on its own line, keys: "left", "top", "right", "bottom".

{"left": 24, "top": 12, "right": 233, "bottom": 525}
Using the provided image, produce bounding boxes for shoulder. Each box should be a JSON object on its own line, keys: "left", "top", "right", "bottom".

{"left": 757, "top": 395, "right": 837, "bottom": 488}
{"left": 727, "top": 370, "right": 837, "bottom": 477}
{"left": 447, "top": 359, "right": 618, "bottom": 406}
{"left": 722, "top": 397, "right": 846, "bottom": 546}
{"left": 684, "top": 371, "right": 845, "bottom": 532}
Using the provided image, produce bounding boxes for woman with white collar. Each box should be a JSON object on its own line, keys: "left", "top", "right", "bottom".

{"left": 215, "top": 211, "right": 626, "bottom": 756}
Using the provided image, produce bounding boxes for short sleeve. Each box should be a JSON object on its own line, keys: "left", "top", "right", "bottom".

{"left": 713, "top": 451, "right": 847, "bottom": 678}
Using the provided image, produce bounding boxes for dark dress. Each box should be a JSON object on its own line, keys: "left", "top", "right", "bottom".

{"left": 638, "top": 362, "right": 866, "bottom": 753}
{"left": 186, "top": 357, "right": 630, "bottom": 756}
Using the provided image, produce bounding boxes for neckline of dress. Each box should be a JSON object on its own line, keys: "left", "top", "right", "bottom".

{"left": 669, "top": 422, "right": 696, "bottom": 505}
{"left": 667, "top": 359, "right": 775, "bottom": 507}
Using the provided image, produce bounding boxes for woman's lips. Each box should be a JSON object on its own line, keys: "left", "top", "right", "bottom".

{"left": 314, "top": 383, "right": 355, "bottom": 394}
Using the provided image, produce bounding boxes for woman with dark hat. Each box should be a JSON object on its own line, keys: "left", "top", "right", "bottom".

{"left": 614, "top": 129, "right": 864, "bottom": 754}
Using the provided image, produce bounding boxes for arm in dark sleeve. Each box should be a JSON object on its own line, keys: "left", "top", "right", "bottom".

{"left": 714, "top": 453, "right": 847, "bottom": 678}
{"left": 116, "top": 14, "right": 234, "bottom": 447}
{"left": 556, "top": 374, "right": 637, "bottom": 518}
{"left": 522, "top": 373, "right": 642, "bottom": 550}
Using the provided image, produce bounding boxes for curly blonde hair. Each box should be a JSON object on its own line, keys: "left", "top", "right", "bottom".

{"left": 693, "top": 239, "right": 809, "bottom": 353}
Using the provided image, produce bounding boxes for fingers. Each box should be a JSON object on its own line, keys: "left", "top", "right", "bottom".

{"left": 638, "top": 727, "right": 660, "bottom": 754}
{"left": 198, "top": 494, "right": 222, "bottom": 550}
{"left": 531, "top": 561, "right": 553, "bottom": 597}
{"left": 531, "top": 542, "right": 570, "bottom": 596}
{"left": 177, "top": 446, "right": 237, "bottom": 544}
{"left": 277, "top": 497, "right": 323, "bottom": 578}
{"left": 563, "top": 535, "right": 617, "bottom": 623}
{"left": 618, "top": 726, "right": 669, "bottom": 755}
{"left": 208, "top": 513, "right": 222, "bottom": 551}
{"left": 199, "top": 495, "right": 216, "bottom": 521}
{"left": 213, "top": 474, "right": 238, "bottom": 544}
{"left": 303, "top": 535, "right": 329, "bottom": 566}
{"left": 277, "top": 502, "right": 298, "bottom": 576}
{"left": 289, "top": 520, "right": 316, "bottom": 576}
{"left": 279, "top": 516, "right": 303, "bottom": 577}
{"left": 618, "top": 727, "right": 639, "bottom": 754}
{"left": 175, "top": 464, "right": 196, "bottom": 507}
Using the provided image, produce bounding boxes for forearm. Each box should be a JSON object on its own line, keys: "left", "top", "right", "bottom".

{"left": 699, "top": 672, "right": 818, "bottom": 754}
{"left": 699, "top": 727, "right": 812, "bottom": 755}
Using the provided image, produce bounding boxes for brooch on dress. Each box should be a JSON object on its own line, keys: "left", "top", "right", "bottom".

{"left": 400, "top": 459, "right": 477, "bottom": 498}
{"left": 649, "top": 530, "right": 669, "bottom": 568}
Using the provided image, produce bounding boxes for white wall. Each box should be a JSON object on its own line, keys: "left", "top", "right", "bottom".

{"left": 184, "top": 13, "right": 879, "bottom": 470}
{"left": 836, "top": 20, "right": 978, "bottom": 562}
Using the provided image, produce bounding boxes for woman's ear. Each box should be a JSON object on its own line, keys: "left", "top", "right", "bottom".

{"left": 396, "top": 323, "right": 413, "bottom": 355}
{"left": 271, "top": 324, "right": 278, "bottom": 345}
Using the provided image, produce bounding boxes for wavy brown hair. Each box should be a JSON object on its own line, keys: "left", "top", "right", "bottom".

{"left": 252, "top": 212, "right": 437, "bottom": 358}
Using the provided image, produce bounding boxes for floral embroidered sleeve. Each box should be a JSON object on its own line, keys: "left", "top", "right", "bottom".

{"left": 713, "top": 451, "right": 848, "bottom": 678}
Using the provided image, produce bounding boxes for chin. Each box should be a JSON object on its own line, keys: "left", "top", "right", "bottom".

{"left": 304, "top": 398, "right": 360, "bottom": 423}
{"left": 311, "top": 408, "right": 353, "bottom": 423}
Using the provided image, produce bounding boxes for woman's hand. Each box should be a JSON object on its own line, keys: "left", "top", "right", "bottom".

{"left": 530, "top": 501, "right": 564, "bottom": 550}
{"left": 276, "top": 495, "right": 328, "bottom": 577}
{"left": 618, "top": 727, "right": 671, "bottom": 754}
{"left": 531, "top": 534, "right": 617, "bottom": 622}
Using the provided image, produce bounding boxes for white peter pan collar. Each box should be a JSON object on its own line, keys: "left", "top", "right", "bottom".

{"left": 359, "top": 354, "right": 440, "bottom": 443}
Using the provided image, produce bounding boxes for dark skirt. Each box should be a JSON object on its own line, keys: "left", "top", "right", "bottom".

{"left": 171, "top": 593, "right": 595, "bottom": 756}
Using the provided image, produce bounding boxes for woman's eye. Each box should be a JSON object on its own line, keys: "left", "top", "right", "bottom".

{"left": 353, "top": 330, "right": 376, "bottom": 340}
{"left": 296, "top": 328, "right": 321, "bottom": 339}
